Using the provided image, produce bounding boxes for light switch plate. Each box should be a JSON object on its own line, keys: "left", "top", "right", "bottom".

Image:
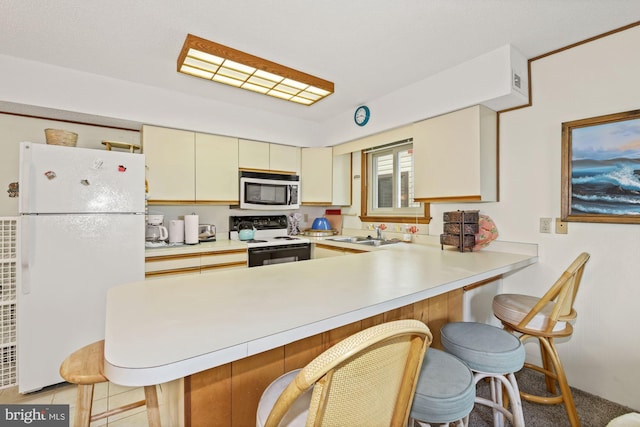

{"left": 539, "top": 217, "right": 552, "bottom": 233}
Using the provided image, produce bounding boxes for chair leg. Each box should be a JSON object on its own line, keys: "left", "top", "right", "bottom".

{"left": 520, "top": 335, "right": 580, "bottom": 427}
{"left": 544, "top": 338, "right": 580, "bottom": 427}
{"left": 539, "top": 338, "right": 557, "bottom": 394}
{"left": 473, "top": 373, "right": 524, "bottom": 427}
{"left": 505, "top": 372, "right": 525, "bottom": 427}
{"left": 74, "top": 384, "right": 94, "bottom": 427}
{"left": 144, "top": 385, "right": 162, "bottom": 427}
{"left": 489, "top": 377, "right": 504, "bottom": 427}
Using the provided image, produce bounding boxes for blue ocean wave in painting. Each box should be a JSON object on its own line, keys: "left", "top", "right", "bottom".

{"left": 571, "top": 158, "right": 640, "bottom": 215}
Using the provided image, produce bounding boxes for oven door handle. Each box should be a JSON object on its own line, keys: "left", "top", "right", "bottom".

{"left": 249, "top": 248, "right": 274, "bottom": 255}
{"left": 249, "top": 245, "right": 309, "bottom": 254}
{"left": 249, "top": 247, "right": 297, "bottom": 254}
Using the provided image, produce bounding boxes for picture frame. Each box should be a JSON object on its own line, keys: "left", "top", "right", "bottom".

{"left": 561, "top": 109, "right": 640, "bottom": 224}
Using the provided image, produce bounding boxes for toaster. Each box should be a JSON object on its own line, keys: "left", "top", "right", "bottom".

{"left": 198, "top": 224, "right": 216, "bottom": 242}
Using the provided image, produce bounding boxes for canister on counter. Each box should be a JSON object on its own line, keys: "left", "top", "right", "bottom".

{"left": 184, "top": 214, "right": 199, "bottom": 245}
{"left": 169, "top": 219, "right": 185, "bottom": 244}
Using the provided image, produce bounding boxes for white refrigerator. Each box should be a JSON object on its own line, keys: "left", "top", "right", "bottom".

{"left": 17, "top": 142, "right": 145, "bottom": 392}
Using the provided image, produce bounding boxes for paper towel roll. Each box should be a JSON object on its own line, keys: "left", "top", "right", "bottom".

{"left": 184, "top": 214, "right": 199, "bottom": 245}
{"left": 169, "top": 220, "right": 185, "bottom": 244}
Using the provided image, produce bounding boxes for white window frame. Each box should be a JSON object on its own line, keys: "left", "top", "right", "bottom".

{"left": 366, "top": 139, "right": 421, "bottom": 216}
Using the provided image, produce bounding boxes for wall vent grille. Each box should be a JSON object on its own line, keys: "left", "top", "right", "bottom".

{"left": 0, "top": 218, "right": 18, "bottom": 389}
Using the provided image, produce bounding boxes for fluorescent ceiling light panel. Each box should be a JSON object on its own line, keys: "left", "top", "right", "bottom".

{"left": 177, "top": 34, "right": 334, "bottom": 105}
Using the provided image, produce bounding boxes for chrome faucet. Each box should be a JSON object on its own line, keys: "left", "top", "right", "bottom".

{"left": 376, "top": 226, "right": 383, "bottom": 240}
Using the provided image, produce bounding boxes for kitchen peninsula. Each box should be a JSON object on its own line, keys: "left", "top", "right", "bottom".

{"left": 104, "top": 241, "right": 537, "bottom": 426}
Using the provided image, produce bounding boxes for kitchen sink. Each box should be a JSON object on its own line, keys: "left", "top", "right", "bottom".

{"left": 327, "top": 236, "right": 400, "bottom": 246}
{"left": 355, "top": 239, "right": 400, "bottom": 247}
{"left": 327, "top": 236, "right": 371, "bottom": 243}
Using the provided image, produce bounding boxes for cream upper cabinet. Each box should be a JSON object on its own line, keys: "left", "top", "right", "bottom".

{"left": 142, "top": 125, "right": 195, "bottom": 203}
{"left": 412, "top": 105, "right": 497, "bottom": 202}
{"left": 269, "top": 144, "right": 300, "bottom": 174}
{"left": 332, "top": 152, "right": 352, "bottom": 206}
{"left": 195, "top": 133, "right": 239, "bottom": 203}
{"left": 238, "top": 139, "right": 270, "bottom": 170}
{"left": 301, "top": 147, "right": 333, "bottom": 205}
{"left": 143, "top": 125, "right": 239, "bottom": 204}
{"left": 239, "top": 139, "right": 300, "bottom": 173}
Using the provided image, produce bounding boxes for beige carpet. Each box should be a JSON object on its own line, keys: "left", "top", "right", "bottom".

{"left": 469, "top": 369, "right": 638, "bottom": 427}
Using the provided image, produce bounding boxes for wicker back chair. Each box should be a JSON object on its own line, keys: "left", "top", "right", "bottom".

{"left": 257, "top": 319, "right": 433, "bottom": 427}
{"left": 492, "top": 252, "right": 590, "bottom": 427}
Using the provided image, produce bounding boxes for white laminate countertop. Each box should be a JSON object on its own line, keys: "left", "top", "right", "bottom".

{"left": 105, "top": 241, "right": 537, "bottom": 386}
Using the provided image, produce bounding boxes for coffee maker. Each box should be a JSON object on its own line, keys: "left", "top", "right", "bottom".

{"left": 146, "top": 214, "right": 168, "bottom": 242}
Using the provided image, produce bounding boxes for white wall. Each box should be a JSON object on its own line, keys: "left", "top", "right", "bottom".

{"left": 428, "top": 26, "right": 640, "bottom": 409}
{"left": 318, "top": 45, "right": 528, "bottom": 146}
{"left": 0, "top": 44, "right": 527, "bottom": 149}
{"left": 0, "top": 55, "right": 317, "bottom": 147}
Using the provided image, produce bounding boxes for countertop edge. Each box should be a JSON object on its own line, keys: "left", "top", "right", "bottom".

{"left": 104, "top": 252, "right": 537, "bottom": 386}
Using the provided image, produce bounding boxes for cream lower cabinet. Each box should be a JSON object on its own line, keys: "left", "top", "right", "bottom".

{"left": 145, "top": 249, "right": 248, "bottom": 279}
{"left": 312, "top": 243, "right": 366, "bottom": 258}
{"left": 412, "top": 105, "right": 497, "bottom": 202}
{"left": 199, "top": 249, "right": 248, "bottom": 272}
{"left": 145, "top": 253, "right": 201, "bottom": 278}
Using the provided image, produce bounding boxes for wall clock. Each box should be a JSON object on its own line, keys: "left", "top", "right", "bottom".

{"left": 354, "top": 105, "right": 370, "bottom": 127}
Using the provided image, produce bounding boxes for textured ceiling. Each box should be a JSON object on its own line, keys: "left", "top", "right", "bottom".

{"left": 1, "top": 0, "right": 639, "bottom": 124}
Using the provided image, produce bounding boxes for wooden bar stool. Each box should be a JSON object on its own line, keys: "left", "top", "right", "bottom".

{"left": 492, "top": 252, "right": 590, "bottom": 427}
{"left": 59, "top": 340, "right": 161, "bottom": 427}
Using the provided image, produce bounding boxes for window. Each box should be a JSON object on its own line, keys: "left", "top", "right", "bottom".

{"left": 366, "top": 139, "right": 422, "bottom": 217}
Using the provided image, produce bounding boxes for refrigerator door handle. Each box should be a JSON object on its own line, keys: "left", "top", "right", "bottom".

{"left": 20, "top": 217, "right": 31, "bottom": 294}
{"left": 18, "top": 142, "right": 32, "bottom": 214}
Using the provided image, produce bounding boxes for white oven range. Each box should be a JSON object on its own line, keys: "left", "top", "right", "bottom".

{"left": 229, "top": 215, "right": 311, "bottom": 267}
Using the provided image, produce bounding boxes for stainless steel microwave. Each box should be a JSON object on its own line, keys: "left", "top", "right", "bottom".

{"left": 239, "top": 171, "right": 300, "bottom": 210}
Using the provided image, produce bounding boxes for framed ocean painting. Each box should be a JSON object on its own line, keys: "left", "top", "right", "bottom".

{"left": 561, "top": 109, "right": 640, "bottom": 224}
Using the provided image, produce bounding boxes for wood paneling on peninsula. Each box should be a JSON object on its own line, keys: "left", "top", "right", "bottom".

{"left": 184, "top": 288, "right": 462, "bottom": 426}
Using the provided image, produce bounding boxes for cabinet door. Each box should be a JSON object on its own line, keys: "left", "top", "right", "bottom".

{"left": 313, "top": 246, "right": 345, "bottom": 259}
{"left": 301, "top": 147, "right": 333, "bottom": 205}
{"left": 195, "top": 133, "right": 239, "bottom": 203}
{"left": 413, "top": 105, "right": 497, "bottom": 202}
{"left": 145, "top": 254, "right": 201, "bottom": 279}
{"left": 142, "top": 126, "right": 195, "bottom": 203}
{"left": 269, "top": 144, "right": 300, "bottom": 174}
{"left": 200, "top": 250, "right": 248, "bottom": 272}
{"left": 332, "top": 152, "right": 351, "bottom": 206}
{"left": 239, "top": 139, "right": 270, "bottom": 170}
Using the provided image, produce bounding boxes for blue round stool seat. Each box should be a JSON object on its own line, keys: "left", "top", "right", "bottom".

{"left": 440, "top": 322, "right": 526, "bottom": 427}
{"left": 410, "top": 348, "right": 476, "bottom": 425}
{"left": 441, "top": 322, "right": 525, "bottom": 374}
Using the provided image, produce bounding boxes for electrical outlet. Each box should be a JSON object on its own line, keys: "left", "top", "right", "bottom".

{"left": 539, "top": 217, "right": 552, "bottom": 233}
{"left": 555, "top": 218, "right": 568, "bottom": 234}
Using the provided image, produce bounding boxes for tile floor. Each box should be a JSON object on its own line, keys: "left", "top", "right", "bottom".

{"left": 0, "top": 381, "right": 157, "bottom": 426}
